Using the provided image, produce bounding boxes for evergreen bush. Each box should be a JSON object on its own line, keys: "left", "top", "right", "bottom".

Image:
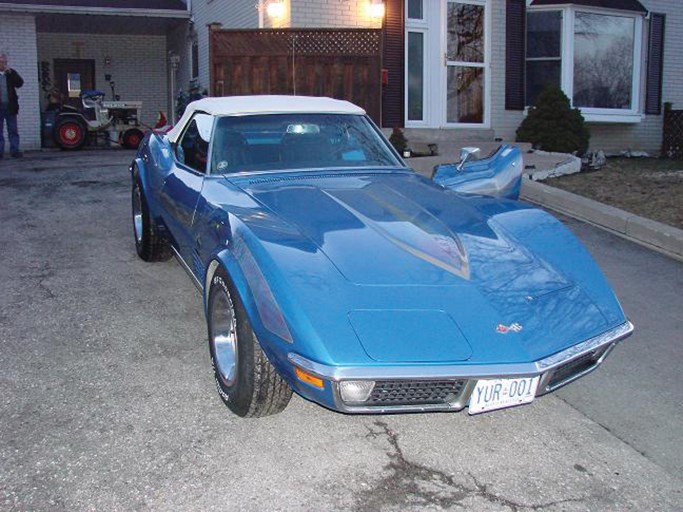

{"left": 389, "top": 127, "right": 408, "bottom": 154}
{"left": 516, "top": 85, "right": 590, "bottom": 155}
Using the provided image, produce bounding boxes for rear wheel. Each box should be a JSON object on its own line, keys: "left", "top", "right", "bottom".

{"left": 208, "top": 268, "right": 292, "bottom": 417}
{"left": 121, "top": 128, "right": 144, "bottom": 150}
{"left": 55, "top": 117, "right": 87, "bottom": 150}
{"left": 132, "top": 171, "right": 171, "bottom": 262}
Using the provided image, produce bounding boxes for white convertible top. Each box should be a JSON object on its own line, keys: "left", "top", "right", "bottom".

{"left": 166, "top": 95, "right": 366, "bottom": 143}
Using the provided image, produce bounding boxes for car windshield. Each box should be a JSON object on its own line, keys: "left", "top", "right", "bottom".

{"left": 210, "top": 113, "right": 403, "bottom": 174}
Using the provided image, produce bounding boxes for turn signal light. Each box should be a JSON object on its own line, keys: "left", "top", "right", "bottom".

{"left": 295, "top": 367, "right": 324, "bottom": 389}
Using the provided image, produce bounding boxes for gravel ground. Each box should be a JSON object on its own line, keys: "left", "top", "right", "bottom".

{"left": 545, "top": 158, "right": 683, "bottom": 230}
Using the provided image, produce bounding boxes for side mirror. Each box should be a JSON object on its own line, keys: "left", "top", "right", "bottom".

{"left": 457, "top": 147, "right": 481, "bottom": 171}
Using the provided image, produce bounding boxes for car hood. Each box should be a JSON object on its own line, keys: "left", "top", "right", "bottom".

{"left": 225, "top": 170, "right": 618, "bottom": 363}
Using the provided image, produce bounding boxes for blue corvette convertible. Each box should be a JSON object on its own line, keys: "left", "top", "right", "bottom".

{"left": 131, "top": 96, "right": 633, "bottom": 417}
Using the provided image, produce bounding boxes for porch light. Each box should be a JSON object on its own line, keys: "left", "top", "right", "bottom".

{"left": 368, "top": 0, "right": 385, "bottom": 19}
{"left": 266, "top": 0, "right": 286, "bottom": 19}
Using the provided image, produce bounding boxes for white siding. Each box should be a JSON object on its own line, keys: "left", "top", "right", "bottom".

{"left": 37, "top": 32, "right": 168, "bottom": 128}
{"left": 0, "top": 13, "right": 41, "bottom": 151}
{"left": 490, "top": 0, "right": 523, "bottom": 143}
{"left": 495, "top": 0, "right": 682, "bottom": 154}
{"left": 191, "top": 0, "right": 258, "bottom": 94}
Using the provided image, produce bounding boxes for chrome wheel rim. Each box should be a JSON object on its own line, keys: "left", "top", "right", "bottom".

{"left": 132, "top": 184, "right": 143, "bottom": 244}
{"left": 211, "top": 287, "right": 238, "bottom": 387}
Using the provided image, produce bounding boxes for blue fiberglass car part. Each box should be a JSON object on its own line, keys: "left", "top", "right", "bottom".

{"left": 432, "top": 144, "right": 524, "bottom": 200}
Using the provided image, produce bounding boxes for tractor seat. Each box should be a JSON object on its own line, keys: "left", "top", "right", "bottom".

{"left": 81, "top": 90, "right": 105, "bottom": 99}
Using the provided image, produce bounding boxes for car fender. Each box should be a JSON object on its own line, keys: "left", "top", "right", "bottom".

{"left": 131, "top": 133, "right": 168, "bottom": 221}
{"left": 204, "top": 245, "right": 301, "bottom": 387}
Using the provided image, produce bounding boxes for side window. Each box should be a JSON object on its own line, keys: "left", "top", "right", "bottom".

{"left": 176, "top": 113, "right": 213, "bottom": 173}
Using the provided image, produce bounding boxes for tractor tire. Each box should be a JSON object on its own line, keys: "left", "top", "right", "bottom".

{"left": 122, "top": 128, "right": 145, "bottom": 150}
{"left": 55, "top": 117, "right": 87, "bottom": 150}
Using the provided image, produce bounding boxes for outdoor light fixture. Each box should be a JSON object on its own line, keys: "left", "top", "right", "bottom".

{"left": 267, "top": 0, "right": 286, "bottom": 19}
{"left": 368, "top": 0, "right": 385, "bottom": 19}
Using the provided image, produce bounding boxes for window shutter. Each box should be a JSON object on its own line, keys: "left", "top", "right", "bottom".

{"left": 505, "top": 0, "right": 526, "bottom": 110}
{"left": 382, "top": 0, "right": 405, "bottom": 127}
{"left": 645, "top": 13, "right": 665, "bottom": 115}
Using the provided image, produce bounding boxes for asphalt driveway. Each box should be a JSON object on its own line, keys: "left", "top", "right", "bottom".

{"left": 1, "top": 150, "right": 681, "bottom": 511}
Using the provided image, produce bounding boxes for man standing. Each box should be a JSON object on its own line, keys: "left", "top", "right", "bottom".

{"left": 0, "top": 52, "right": 24, "bottom": 159}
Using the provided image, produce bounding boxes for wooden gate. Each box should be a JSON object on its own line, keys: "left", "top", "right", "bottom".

{"left": 210, "top": 28, "right": 383, "bottom": 123}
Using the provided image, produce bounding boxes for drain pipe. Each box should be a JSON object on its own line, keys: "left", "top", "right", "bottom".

{"left": 169, "top": 51, "right": 179, "bottom": 121}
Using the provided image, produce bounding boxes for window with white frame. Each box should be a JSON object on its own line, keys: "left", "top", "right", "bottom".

{"left": 446, "top": 1, "right": 486, "bottom": 124}
{"left": 526, "top": 6, "right": 643, "bottom": 121}
{"left": 406, "top": 0, "right": 426, "bottom": 122}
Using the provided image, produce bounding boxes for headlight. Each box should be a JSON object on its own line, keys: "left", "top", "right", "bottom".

{"left": 339, "top": 380, "right": 375, "bottom": 403}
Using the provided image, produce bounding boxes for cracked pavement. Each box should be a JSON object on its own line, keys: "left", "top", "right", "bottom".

{"left": 1, "top": 151, "right": 681, "bottom": 511}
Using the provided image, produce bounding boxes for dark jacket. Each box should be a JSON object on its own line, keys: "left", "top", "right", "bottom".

{"left": 2, "top": 68, "right": 24, "bottom": 115}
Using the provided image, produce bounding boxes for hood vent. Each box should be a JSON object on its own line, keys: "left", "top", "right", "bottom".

{"left": 244, "top": 170, "right": 405, "bottom": 186}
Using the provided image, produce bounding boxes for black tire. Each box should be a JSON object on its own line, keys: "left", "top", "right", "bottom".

{"left": 55, "top": 117, "right": 87, "bottom": 150}
{"left": 131, "top": 170, "right": 171, "bottom": 262}
{"left": 208, "top": 268, "right": 292, "bottom": 417}
{"left": 121, "top": 128, "right": 144, "bottom": 150}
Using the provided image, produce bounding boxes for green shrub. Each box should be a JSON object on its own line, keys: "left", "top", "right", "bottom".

{"left": 389, "top": 127, "right": 408, "bottom": 154}
{"left": 516, "top": 85, "right": 590, "bottom": 155}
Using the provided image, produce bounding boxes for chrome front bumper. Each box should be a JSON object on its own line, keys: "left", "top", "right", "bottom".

{"left": 288, "top": 321, "right": 634, "bottom": 414}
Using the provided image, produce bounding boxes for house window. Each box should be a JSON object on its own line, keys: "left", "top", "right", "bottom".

{"left": 446, "top": 1, "right": 486, "bottom": 124}
{"left": 192, "top": 39, "right": 199, "bottom": 79}
{"left": 573, "top": 12, "right": 634, "bottom": 109}
{"left": 407, "top": 0, "right": 423, "bottom": 20}
{"left": 525, "top": 6, "right": 643, "bottom": 121}
{"left": 407, "top": 32, "right": 425, "bottom": 121}
{"left": 525, "top": 11, "right": 561, "bottom": 106}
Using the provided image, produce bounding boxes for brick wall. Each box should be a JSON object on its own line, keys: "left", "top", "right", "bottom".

{"left": 166, "top": 22, "right": 193, "bottom": 119}
{"left": 291, "top": 0, "right": 382, "bottom": 29}
{"left": 37, "top": 32, "right": 168, "bottom": 129}
{"left": 0, "top": 13, "right": 41, "bottom": 151}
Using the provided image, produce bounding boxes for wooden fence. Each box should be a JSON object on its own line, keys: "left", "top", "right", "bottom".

{"left": 211, "top": 28, "right": 383, "bottom": 123}
{"left": 662, "top": 109, "right": 683, "bottom": 159}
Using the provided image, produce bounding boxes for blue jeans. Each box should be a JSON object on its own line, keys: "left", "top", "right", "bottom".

{"left": 0, "top": 105, "right": 20, "bottom": 155}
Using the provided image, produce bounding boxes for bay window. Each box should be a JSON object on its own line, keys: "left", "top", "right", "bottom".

{"left": 525, "top": 6, "right": 643, "bottom": 122}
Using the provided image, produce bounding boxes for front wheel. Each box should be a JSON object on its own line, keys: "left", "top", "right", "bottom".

{"left": 132, "top": 172, "right": 171, "bottom": 262}
{"left": 208, "top": 268, "right": 292, "bottom": 417}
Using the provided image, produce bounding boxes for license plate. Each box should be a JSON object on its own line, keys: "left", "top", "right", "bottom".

{"left": 469, "top": 376, "right": 539, "bottom": 415}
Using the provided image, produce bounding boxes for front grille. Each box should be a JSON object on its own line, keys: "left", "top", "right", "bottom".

{"left": 366, "top": 379, "right": 467, "bottom": 406}
{"left": 546, "top": 346, "right": 609, "bottom": 389}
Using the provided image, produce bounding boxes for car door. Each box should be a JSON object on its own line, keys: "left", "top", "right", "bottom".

{"left": 159, "top": 112, "right": 214, "bottom": 266}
